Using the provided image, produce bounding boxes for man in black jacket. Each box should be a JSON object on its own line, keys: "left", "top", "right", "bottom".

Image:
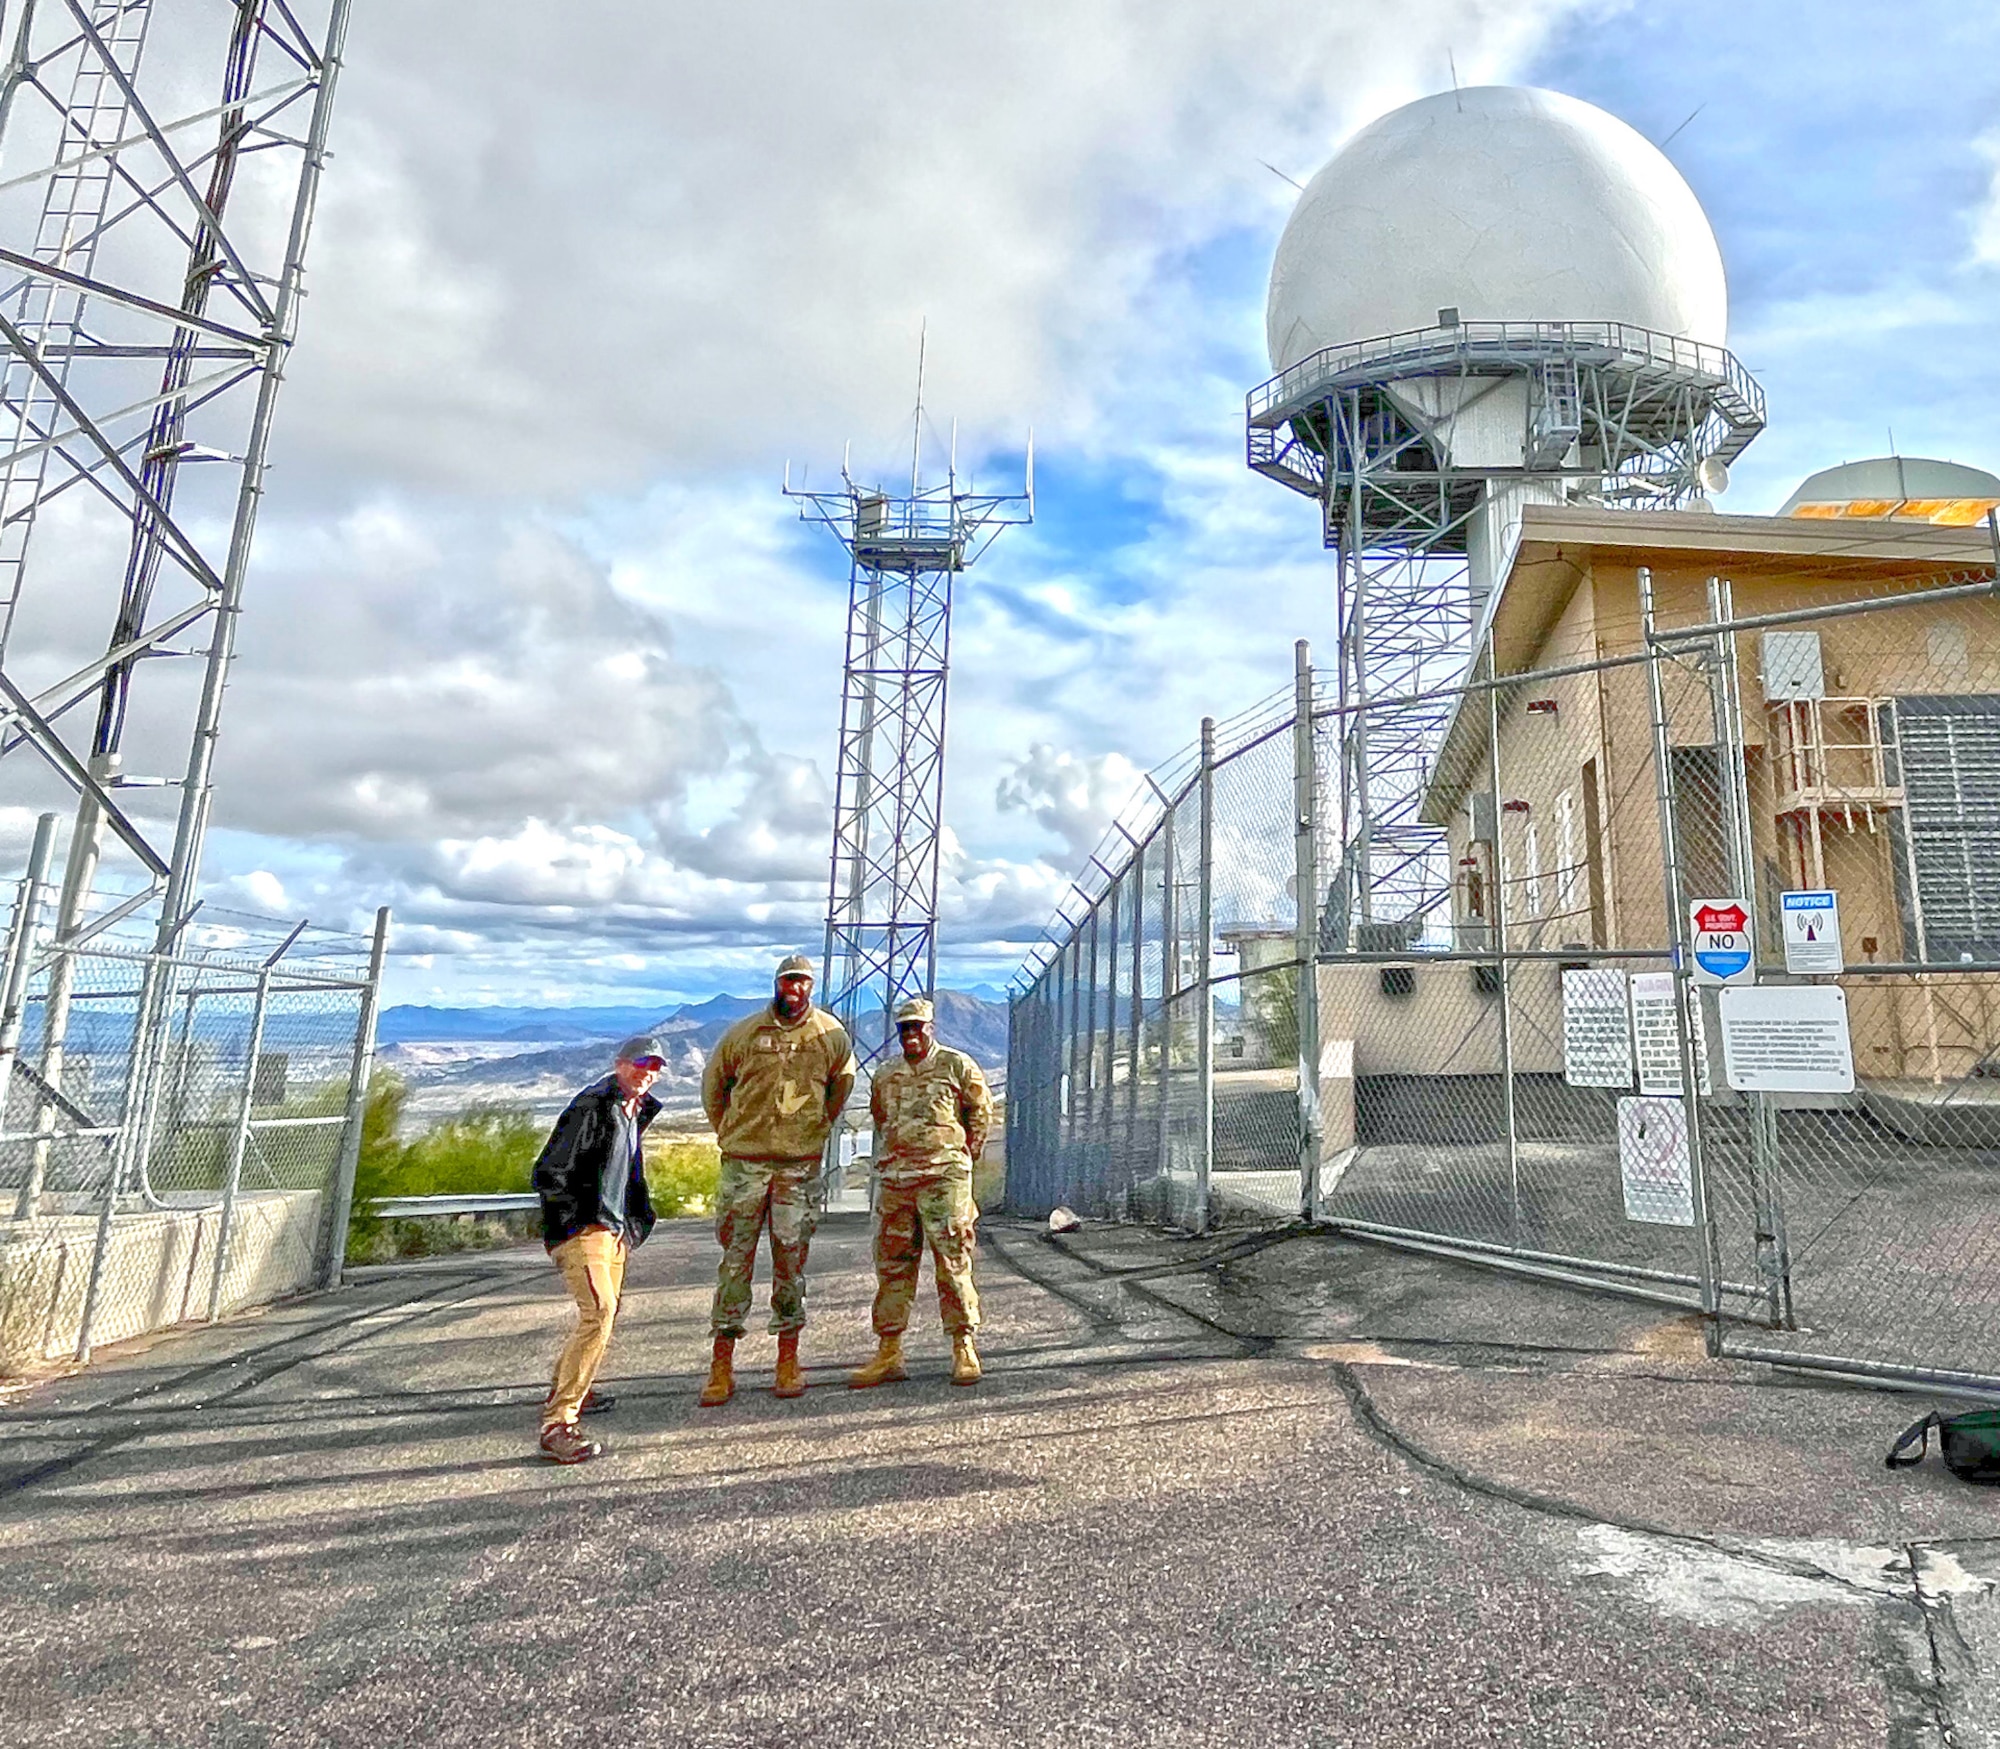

{"left": 532, "top": 1034, "right": 664, "bottom": 1464}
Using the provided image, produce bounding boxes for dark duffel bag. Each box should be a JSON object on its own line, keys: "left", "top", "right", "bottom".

{"left": 1885, "top": 1409, "right": 2000, "bottom": 1483}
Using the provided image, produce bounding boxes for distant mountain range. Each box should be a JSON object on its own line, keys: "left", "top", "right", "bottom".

{"left": 379, "top": 990, "right": 1011, "bottom": 1122}
{"left": 378, "top": 987, "right": 1010, "bottom": 1049}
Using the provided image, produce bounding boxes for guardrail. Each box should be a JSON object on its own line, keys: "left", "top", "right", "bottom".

{"left": 370, "top": 1193, "right": 538, "bottom": 1218}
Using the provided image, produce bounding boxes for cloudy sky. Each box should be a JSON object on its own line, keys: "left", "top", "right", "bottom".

{"left": 12, "top": 0, "right": 2000, "bottom": 1009}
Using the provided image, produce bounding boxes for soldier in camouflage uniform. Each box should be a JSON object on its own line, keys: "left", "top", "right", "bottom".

{"left": 850, "top": 996, "right": 992, "bottom": 1390}
{"left": 699, "top": 954, "right": 855, "bottom": 1405}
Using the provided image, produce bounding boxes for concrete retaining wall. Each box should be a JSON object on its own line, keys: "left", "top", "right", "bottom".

{"left": 0, "top": 1190, "right": 325, "bottom": 1368}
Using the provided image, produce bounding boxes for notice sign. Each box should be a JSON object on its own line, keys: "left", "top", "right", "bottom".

{"left": 1780, "top": 890, "right": 1843, "bottom": 975}
{"left": 1617, "top": 1096, "right": 1695, "bottom": 1227}
{"left": 1690, "top": 899, "right": 1754, "bottom": 987}
{"left": 1630, "top": 971, "right": 1711, "bottom": 1097}
{"left": 1719, "top": 985, "right": 1856, "bottom": 1094}
{"left": 1562, "top": 968, "right": 1632, "bottom": 1087}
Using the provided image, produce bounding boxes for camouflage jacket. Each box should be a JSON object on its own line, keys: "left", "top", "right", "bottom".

{"left": 869, "top": 1046, "right": 991, "bottom": 1182}
{"left": 702, "top": 1004, "right": 856, "bottom": 1162}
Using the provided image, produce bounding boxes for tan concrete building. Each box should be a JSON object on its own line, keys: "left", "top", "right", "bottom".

{"left": 1306, "top": 491, "right": 2000, "bottom": 1160}
{"left": 1413, "top": 499, "right": 2000, "bottom": 1085}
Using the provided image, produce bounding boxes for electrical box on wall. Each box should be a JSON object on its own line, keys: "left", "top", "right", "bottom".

{"left": 1760, "top": 630, "right": 1825, "bottom": 701}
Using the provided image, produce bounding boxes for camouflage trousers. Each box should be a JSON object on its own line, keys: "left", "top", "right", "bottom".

{"left": 710, "top": 1155, "right": 819, "bottom": 1338}
{"left": 871, "top": 1169, "right": 980, "bottom": 1338}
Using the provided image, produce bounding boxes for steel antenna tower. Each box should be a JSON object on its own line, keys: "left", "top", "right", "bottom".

{"left": 787, "top": 348, "right": 1031, "bottom": 1072}
{"left": 0, "top": 1, "right": 351, "bottom": 1179}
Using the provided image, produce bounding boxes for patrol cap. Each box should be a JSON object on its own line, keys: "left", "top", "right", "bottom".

{"left": 615, "top": 1033, "right": 666, "bottom": 1067}
{"left": 894, "top": 997, "right": 934, "bottom": 1025}
{"left": 774, "top": 953, "right": 815, "bottom": 983}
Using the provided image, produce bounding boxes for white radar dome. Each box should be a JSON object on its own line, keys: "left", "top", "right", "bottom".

{"left": 1267, "top": 86, "right": 1728, "bottom": 372}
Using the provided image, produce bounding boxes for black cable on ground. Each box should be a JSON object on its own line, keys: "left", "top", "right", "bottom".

{"left": 999, "top": 1219, "right": 1911, "bottom": 1602}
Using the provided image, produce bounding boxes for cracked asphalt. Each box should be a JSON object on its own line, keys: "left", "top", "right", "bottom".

{"left": 3, "top": 1213, "right": 1999, "bottom": 1746}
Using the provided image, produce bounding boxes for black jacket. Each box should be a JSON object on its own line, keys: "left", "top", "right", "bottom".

{"left": 532, "top": 1074, "right": 661, "bottom": 1251}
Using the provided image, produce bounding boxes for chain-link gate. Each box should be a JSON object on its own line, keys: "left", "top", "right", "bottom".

{"left": 1010, "top": 558, "right": 2000, "bottom": 1397}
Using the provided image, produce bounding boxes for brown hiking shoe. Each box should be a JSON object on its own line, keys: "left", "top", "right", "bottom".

{"left": 698, "top": 1337, "right": 736, "bottom": 1408}
{"left": 539, "top": 1422, "right": 603, "bottom": 1465}
{"left": 773, "top": 1330, "right": 805, "bottom": 1399}
{"left": 950, "top": 1334, "right": 982, "bottom": 1386}
{"left": 848, "top": 1335, "right": 907, "bottom": 1389}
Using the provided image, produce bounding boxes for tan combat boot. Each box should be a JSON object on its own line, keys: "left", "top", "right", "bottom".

{"left": 847, "top": 1335, "right": 907, "bottom": 1389}
{"left": 950, "top": 1333, "right": 982, "bottom": 1386}
{"left": 773, "top": 1330, "right": 806, "bottom": 1399}
{"left": 698, "top": 1336, "right": 735, "bottom": 1408}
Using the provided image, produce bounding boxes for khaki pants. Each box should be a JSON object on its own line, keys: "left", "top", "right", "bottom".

{"left": 871, "top": 1171, "right": 980, "bottom": 1337}
{"left": 710, "top": 1155, "right": 818, "bottom": 1337}
{"left": 545, "top": 1228, "right": 627, "bottom": 1429}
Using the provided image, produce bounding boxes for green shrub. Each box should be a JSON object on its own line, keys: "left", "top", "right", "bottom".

{"left": 345, "top": 1080, "right": 721, "bottom": 1259}
{"left": 646, "top": 1134, "right": 720, "bottom": 1217}
{"left": 394, "top": 1105, "right": 543, "bottom": 1196}
{"left": 344, "top": 1073, "right": 542, "bottom": 1262}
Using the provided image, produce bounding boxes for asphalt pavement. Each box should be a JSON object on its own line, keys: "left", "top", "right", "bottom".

{"left": 3, "top": 1212, "right": 1999, "bottom": 1746}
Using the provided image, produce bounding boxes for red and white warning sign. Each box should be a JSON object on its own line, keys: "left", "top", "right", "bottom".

{"left": 1690, "top": 898, "right": 1754, "bottom": 987}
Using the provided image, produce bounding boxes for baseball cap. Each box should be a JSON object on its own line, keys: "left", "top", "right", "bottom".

{"left": 775, "top": 954, "right": 815, "bottom": 982}
{"left": 894, "top": 997, "right": 934, "bottom": 1024}
{"left": 615, "top": 1034, "right": 666, "bottom": 1068}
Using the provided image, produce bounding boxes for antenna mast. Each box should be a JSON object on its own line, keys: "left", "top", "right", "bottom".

{"left": 787, "top": 343, "right": 1031, "bottom": 1088}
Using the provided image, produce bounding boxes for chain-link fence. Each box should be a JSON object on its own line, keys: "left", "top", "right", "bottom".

{"left": 1009, "top": 563, "right": 2000, "bottom": 1396}
{"left": 0, "top": 873, "right": 389, "bottom": 1369}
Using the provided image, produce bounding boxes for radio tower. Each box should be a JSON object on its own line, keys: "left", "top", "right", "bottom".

{"left": 787, "top": 336, "right": 1031, "bottom": 1072}
{"left": 0, "top": 1, "right": 351, "bottom": 1181}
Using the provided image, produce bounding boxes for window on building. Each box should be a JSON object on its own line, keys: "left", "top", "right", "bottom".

{"left": 1670, "top": 745, "right": 1730, "bottom": 902}
{"left": 1555, "top": 788, "right": 1578, "bottom": 916}
{"left": 1581, "top": 757, "right": 1609, "bottom": 946}
{"left": 1895, "top": 694, "right": 2000, "bottom": 961}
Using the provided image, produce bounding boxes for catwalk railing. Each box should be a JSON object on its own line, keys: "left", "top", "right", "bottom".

{"left": 1008, "top": 565, "right": 2000, "bottom": 1397}
{"left": 0, "top": 873, "right": 388, "bottom": 1368}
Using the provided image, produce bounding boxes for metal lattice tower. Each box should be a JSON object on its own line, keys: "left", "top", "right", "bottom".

{"left": 1248, "top": 320, "right": 1766, "bottom": 943}
{"left": 0, "top": 0, "right": 350, "bottom": 1188}
{"left": 788, "top": 386, "right": 1029, "bottom": 1072}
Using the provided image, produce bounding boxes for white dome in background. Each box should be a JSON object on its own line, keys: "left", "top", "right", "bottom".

{"left": 1266, "top": 86, "right": 1728, "bottom": 372}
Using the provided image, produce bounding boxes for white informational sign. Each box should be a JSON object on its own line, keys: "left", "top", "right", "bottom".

{"left": 1629, "top": 972, "right": 1711, "bottom": 1097}
{"left": 1690, "top": 899, "right": 1755, "bottom": 986}
{"left": 1562, "top": 968, "right": 1632, "bottom": 1087}
{"left": 1780, "top": 890, "right": 1844, "bottom": 976}
{"left": 1719, "top": 985, "right": 1856, "bottom": 1094}
{"left": 1617, "top": 1096, "right": 1695, "bottom": 1227}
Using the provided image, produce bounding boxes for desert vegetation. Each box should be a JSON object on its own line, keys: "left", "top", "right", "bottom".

{"left": 345, "top": 1071, "right": 721, "bottom": 1263}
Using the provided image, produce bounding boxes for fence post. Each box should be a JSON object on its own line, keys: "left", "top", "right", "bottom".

{"left": 1640, "top": 565, "right": 1724, "bottom": 1351}
{"left": 3, "top": 812, "right": 56, "bottom": 1219}
{"left": 322, "top": 905, "right": 391, "bottom": 1290}
{"left": 1126, "top": 844, "right": 1144, "bottom": 1199}
{"left": 1484, "top": 635, "right": 1521, "bottom": 1243}
{"left": 1083, "top": 900, "right": 1100, "bottom": 1210}
{"left": 1706, "top": 577, "right": 1793, "bottom": 1328}
{"left": 1197, "top": 716, "right": 1216, "bottom": 1233}
{"left": 1156, "top": 797, "right": 1176, "bottom": 1191}
{"left": 1004, "top": 987, "right": 1021, "bottom": 1209}
{"left": 208, "top": 965, "right": 272, "bottom": 1322}
{"left": 1294, "top": 641, "right": 1322, "bottom": 1221}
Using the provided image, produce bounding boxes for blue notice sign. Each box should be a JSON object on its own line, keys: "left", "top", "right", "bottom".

{"left": 1780, "top": 889, "right": 1843, "bottom": 974}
